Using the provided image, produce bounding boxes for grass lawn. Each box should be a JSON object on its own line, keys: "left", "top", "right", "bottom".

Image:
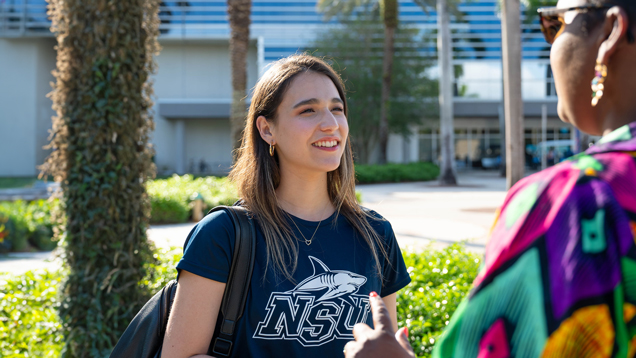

{"left": 0, "top": 177, "right": 38, "bottom": 189}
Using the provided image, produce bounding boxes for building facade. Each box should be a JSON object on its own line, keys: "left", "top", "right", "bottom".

{"left": 0, "top": 0, "right": 569, "bottom": 177}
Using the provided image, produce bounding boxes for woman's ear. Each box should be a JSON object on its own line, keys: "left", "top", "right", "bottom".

{"left": 256, "top": 115, "right": 275, "bottom": 145}
{"left": 596, "top": 6, "right": 630, "bottom": 65}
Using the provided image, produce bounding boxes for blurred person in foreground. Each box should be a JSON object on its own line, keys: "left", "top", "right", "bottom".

{"left": 345, "top": 0, "right": 636, "bottom": 356}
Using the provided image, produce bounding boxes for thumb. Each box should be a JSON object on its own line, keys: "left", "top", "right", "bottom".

{"left": 395, "top": 327, "right": 415, "bottom": 354}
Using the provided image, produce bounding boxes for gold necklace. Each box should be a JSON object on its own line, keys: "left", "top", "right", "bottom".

{"left": 289, "top": 214, "right": 323, "bottom": 246}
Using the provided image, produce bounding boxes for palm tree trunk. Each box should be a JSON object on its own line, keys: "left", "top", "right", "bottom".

{"left": 378, "top": 0, "right": 397, "bottom": 164}
{"left": 228, "top": 0, "right": 252, "bottom": 153}
{"left": 437, "top": 0, "right": 457, "bottom": 185}
{"left": 501, "top": 0, "right": 524, "bottom": 188}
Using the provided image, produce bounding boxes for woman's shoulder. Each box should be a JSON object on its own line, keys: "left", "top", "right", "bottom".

{"left": 183, "top": 208, "right": 236, "bottom": 249}
{"left": 179, "top": 207, "right": 237, "bottom": 283}
{"left": 198, "top": 207, "right": 235, "bottom": 227}
{"left": 358, "top": 206, "right": 394, "bottom": 238}
{"left": 504, "top": 151, "right": 625, "bottom": 206}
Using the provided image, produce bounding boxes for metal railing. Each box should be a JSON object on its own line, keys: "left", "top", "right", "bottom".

{"left": 0, "top": 0, "right": 554, "bottom": 64}
{"left": 0, "top": 0, "right": 50, "bottom": 37}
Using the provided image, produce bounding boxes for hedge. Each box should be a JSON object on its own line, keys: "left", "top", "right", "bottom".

{"left": 0, "top": 244, "right": 479, "bottom": 357}
{"left": 147, "top": 175, "right": 238, "bottom": 224}
{"left": 355, "top": 162, "right": 440, "bottom": 184}
{"left": 0, "top": 246, "right": 183, "bottom": 358}
{"left": 0, "top": 167, "right": 431, "bottom": 252}
{"left": 0, "top": 200, "right": 56, "bottom": 253}
{"left": 398, "top": 244, "right": 481, "bottom": 356}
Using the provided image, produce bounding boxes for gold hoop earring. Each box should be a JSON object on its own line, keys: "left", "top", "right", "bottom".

{"left": 269, "top": 143, "right": 275, "bottom": 157}
{"left": 591, "top": 61, "right": 607, "bottom": 107}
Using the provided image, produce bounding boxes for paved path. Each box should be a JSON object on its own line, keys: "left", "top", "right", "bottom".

{"left": 359, "top": 171, "right": 507, "bottom": 252}
{"left": 0, "top": 172, "right": 507, "bottom": 275}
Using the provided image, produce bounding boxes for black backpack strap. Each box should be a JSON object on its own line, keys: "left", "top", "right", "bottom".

{"left": 204, "top": 205, "right": 256, "bottom": 357}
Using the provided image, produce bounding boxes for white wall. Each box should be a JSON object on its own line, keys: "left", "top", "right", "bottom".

{"left": 35, "top": 40, "right": 56, "bottom": 168}
{"left": 152, "top": 41, "right": 258, "bottom": 173}
{"left": 184, "top": 118, "right": 232, "bottom": 174}
{"left": 0, "top": 38, "right": 55, "bottom": 177}
{"left": 0, "top": 38, "right": 259, "bottom": 176}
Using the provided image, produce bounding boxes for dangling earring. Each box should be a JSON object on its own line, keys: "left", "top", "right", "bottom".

{"left": 269, "top": 143, "right": 275, "bottom": 157}
{"left": 591, "top": 61, "right": 607, "bottom": 107}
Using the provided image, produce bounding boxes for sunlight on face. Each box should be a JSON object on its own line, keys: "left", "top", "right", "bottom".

{"left": 271, "top": 71, "right": 349, "bottom": 176}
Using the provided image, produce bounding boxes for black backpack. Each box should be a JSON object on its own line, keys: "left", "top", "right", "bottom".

{"left": 109, "top": 205, "right": 256, "bottom": 358}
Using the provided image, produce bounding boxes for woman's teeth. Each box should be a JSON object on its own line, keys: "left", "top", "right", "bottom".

{"left": 313, "top": 140, "right": 338, "bottom": 148}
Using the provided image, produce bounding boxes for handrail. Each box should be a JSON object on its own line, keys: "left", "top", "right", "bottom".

{"left": 0, "top": 0, "right": 551, "bottom": 62}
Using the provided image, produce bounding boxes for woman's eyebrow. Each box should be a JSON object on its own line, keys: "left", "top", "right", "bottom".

{"left": 292, "top": 98, "right": 343, "bottom": 108}
{"left": 292, "top": 98, "right": 319, "bottom": 108}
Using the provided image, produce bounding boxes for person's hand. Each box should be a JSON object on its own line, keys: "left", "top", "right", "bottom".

{"left": 343, "top": 292, "right": 416, "bottom": 358}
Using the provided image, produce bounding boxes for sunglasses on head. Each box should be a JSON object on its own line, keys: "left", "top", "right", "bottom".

{"left": 537, "top": 4, "right": 612, "bottom": 44}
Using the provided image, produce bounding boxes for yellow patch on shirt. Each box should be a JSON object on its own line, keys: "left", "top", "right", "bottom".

{"left": 629, "top": 336, "right": 636, "bottom": 358}
{"left": 585, "top": 167, "right": 598, "bottom": 177}
{"left": 625, "top": 302, "right": 636, "bottom": 323}
{"left": 541, "top": 305, "right": 614, "bottom": 358}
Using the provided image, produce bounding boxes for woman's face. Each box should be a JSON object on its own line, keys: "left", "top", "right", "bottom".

{"left": 266, "top": 71, "right": 348, "bottom": 176}
{"left": 551, "top": 0, "right": 603, "bottom": 135}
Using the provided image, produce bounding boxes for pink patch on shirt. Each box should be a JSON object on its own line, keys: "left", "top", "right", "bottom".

{"left": 477, "top": 318, "right": 510, "bottom": 358}
{"left": 475, "top": 166, "right": 580, "bottom": 287}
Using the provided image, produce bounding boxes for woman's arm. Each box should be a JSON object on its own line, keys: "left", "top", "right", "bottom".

{"left": 381, "top": 292, "right": 398, "bottom": 332}
{"left": 161, "top": 270, "right": 226, "bottom": 358}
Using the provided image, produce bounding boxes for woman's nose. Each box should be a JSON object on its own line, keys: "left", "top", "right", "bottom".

{"left": 320, "top": 109, "right": 340, "bottom": 131}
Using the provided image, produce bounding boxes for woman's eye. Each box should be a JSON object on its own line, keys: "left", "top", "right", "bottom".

{"left": 301, "top": 108, "right": 314, "bottom": 114}
{"left": 332, "top": 107, "right": 344, "bottom": 112}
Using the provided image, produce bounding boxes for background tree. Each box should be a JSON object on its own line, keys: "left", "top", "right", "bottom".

{"left": 409, "top": 0, "right": 464, "bottom": 184}
{"left": 318, "top": 0, "right": 399, "bottom": 164}
{"left": 44, "top": 0, "right": 160, "bottom": 355}
{"left": 228, "top": 0, "right": 252, "bottom": 152}
{"left": 311, "top": 16, "right": 438, "bottom": 163}
{"left": 523, "top": 0, "right": 557, "bottom": 17}
{"left": 435, "top": 0, "right": 456, "bottom": 184}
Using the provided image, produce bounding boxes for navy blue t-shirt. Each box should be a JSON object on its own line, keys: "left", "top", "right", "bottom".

{"left": 176, "top": 208, "right": 411, "bottom": 357}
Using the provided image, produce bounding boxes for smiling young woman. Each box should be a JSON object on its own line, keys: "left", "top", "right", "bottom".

{"left": 159, "top": 54, "right": 411, "bottom": 358}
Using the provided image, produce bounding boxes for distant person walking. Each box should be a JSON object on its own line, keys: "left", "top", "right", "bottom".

{"left": 345, "top": 1, "right": 636, "bottom": 356}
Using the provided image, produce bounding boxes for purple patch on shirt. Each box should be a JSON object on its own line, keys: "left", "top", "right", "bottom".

{"left": 545, "top": 180, "right": 625, "bottom": 319}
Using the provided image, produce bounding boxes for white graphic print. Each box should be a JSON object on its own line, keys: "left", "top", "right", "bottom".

{"left": 253, "top": 256, "right": 370, "bottom": 346}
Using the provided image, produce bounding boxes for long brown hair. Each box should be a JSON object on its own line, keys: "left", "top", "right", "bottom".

{"left": 229, "top": 54, "right": 388, "bottom": 282}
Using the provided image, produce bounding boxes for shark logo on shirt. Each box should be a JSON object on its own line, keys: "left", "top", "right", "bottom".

{"left": 253, "top": 256, "right": 371, "bottom": 347}
{"left": 287, "top": 256, "right": 367, "bottom": 303}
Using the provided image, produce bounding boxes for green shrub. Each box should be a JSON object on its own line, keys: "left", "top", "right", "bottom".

{"left": 0, "top": 270, "right": 64, "bottom": 357}
{"left": 148, "top": 196, "right": 190, "bottom": 224}
{"left": 147, "top": 175, "right": 238, "bottom": 224}
{"left": 355, "top": 162, "right": 440, "bottom": 184}
{"left": 355, "top": 190, "right": 362, "bottom": 203}
{"left": 0, "top": 246, "right": 182, "bottom": 358}
{"left": 0, "top": 177, "right": 38, "bottom": 189}
{"left": 398, "top": 244, "right": 481, "bottom": 357}
{"left": 0, "top": 243, "right": 478, "bottom": 357}
{"left": 0, "top": 200, "right": 56, "bottom": 252}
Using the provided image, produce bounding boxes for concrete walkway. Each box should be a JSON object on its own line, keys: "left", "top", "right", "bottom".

{"left": 360, "top": 171, "right": 506, "bottom": 252}
{"left": 0, "top": 171, "right": 507, "bottom": 275}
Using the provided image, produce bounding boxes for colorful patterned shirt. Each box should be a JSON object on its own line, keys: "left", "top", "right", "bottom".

{"left": 434, "top": 122, "right": 636, "bottom": 358}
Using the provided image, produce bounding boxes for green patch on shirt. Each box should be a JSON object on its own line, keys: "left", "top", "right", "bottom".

{"left": 582, "top": 209, "right": 607, "bottom": 254}
{"left": 599, "top": 125, "right": 632, "bottom": 144}
{"left": 505, "top": 183, "right": 540, "bottom": 228}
